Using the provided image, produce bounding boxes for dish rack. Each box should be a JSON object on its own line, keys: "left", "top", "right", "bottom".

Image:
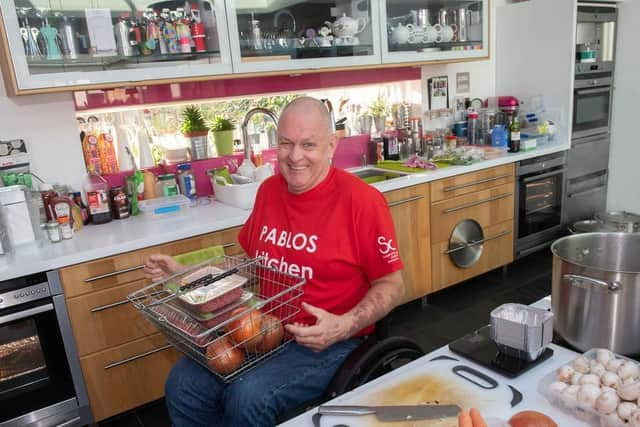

{"left": 128, "top": 255, "right": 305, "bottom": 382}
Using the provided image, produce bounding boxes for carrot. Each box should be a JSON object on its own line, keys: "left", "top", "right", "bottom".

{"left": 470, "top": 408, "right": 488, "bottom": 427}
{"left": 458, "top": 410, "right": 473, "bottom": 427}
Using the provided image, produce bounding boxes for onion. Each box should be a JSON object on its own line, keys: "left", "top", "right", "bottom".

{"left": 228, "top": 308, "right": 263, "bottom": 351}
{"left": 206, "top": 336, "right": 245, "bottom": 375}
{"left": 508, "top": 411, "right": 558, "bottom": 427}
{"left": 255, "top": 314, "right": 284, "bottom": 353}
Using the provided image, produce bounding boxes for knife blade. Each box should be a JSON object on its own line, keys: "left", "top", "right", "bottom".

{"left": 318, "top": 404, "right": 461, "bottom": 422}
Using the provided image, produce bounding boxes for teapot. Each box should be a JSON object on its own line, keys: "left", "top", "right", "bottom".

{"left": 326, "top": 13, "right": 367, "bottom": 38}
{"left": 390, "top": 23, "right": 411, "bottom": 44}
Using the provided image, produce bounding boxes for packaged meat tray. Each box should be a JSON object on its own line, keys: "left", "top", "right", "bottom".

{"left": 194, "top": 291, "right": 253, "bottom": 329}
{"left": 176, "top": 266, "right": 248, "bottom": 314}
{"left": 149, "top": 303, "right": 212, "bottom": 347}
{"left": 539, "top": 348, "right": 640, "bottom": 427}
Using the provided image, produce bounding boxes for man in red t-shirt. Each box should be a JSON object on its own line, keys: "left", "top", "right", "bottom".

{"left": 145, "top": 97, "right": 405, "bottom": 426}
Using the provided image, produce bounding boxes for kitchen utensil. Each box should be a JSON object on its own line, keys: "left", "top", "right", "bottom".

{"left": 327, "top": 14, "right": 367, "bottom": 38}
{"left": 447, "top": 219, "right": 483, "bottom": 268}
{"left": 594, "top": 210, "right": 640, "bottom": 232}
{"left": 490, "top": 303, "right": 553, "bottom": 361}
{"left": 358, "top": 115, "right": 373, "bottom": 135}
{"left": 457, "top": 7, "right": 468, "bottom": 42}
{"left": 317, "top": 404, "right": 461, "bottom": 422}
{"left": 551, "top": 233, "right": 640, "bottom": 355}
{"left": 313, "top": 355, "right": 522, "bottom": 427}
{"left": 449, "top": 325, "right": 554, "bottom": 378}
{"left": 390, "top": 23, "right": 410, "bottom": 44}
{"left": 441, "top": 25, "right": 455, "bottom": 42}
{"left": 569, "top": 219, "right": 617, "bottom": 234}
{"left": 416, "top": 9, "right": 431, "bottom": 28}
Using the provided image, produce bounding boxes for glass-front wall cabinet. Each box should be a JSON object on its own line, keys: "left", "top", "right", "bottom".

{"left": 0, "top": 0, "right": 231, "bottom": 93}
{"left": 225, "top": 0, "right": 381, "bottom": 74}
{"left": 381, "top": 0, "right": 488, "bottom": 63}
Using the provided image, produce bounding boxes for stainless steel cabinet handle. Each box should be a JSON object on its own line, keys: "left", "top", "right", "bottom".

{"left": 57, "top": 417, "right": 81, "bottom": 427}
{"left": 522, "top": 168, "right": 566, "bottom": 183}
{"left": 387, "top": 195, "right": 424, "bottom": 207}
{"left": 444, "top": 230, "right": 511, "bottom": 254}
{"left": 578, "top": 2, "right": 617, "bottom": 9}
{"left": 442, "top": 193, "right": 512, "bottom": 214}
{"left": 0, "top": 303, "right": 54, "bottom": 325}
{"left": 91, "top": 290, "right": 165, "bottom": 313}
{"left": 104, "top": 344, "right": 173, "bottom": 370}
{"left": 567, "top": 184, "right": 607, "bottom": 198}
{"left": 442, "top": 173, "right": 511, "bottom": 193}
{"left": 84, "top": 242, "right": 236, "bottom": 283}
{"left": 563, "top": 274, "right": 621, "bottom": 292}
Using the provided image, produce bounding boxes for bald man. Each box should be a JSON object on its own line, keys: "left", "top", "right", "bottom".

{"left": 149, "top": 97, "right": 405, "bottom": 426}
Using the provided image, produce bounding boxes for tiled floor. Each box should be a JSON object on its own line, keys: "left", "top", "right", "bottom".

{"left": 98, "top": 249, "right": 553, "bottom": 427}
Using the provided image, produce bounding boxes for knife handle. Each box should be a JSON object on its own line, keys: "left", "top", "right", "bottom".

{"left": 318, "top": 405, "right": 376, "bottom": 416}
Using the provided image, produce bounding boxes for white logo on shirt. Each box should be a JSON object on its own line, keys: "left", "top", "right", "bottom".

{"left": 377, "top": 236, "right": 396, "bottom": 255}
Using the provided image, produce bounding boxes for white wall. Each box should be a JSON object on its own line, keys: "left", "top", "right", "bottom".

{"left": 607, "top": 0, "right": 640, "bottom": 213}
{"left": 0, "top": 68, "right": 85, "bottom": 191}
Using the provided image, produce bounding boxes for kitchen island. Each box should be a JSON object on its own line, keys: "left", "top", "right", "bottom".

{"left": 0, "top": 141, "right": 569, "bottom": 282}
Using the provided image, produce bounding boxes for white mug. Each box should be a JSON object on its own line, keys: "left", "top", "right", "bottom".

{"left": 424, "top": 25, "right": 441, "bottom": 43}
{"left": 441, "top": 25, "right": 454, "bottom": 43}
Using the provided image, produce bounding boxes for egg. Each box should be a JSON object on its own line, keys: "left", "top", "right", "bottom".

{"left": 579, "top": 373, "right": 601, "bottom": 386}
{"left": 619, "top": 361, "right": 640, "bottom": 380}
{"left": 601, "top": 371, "right": 622, "bottom": 389}
{"left": 597, "top": 349, "right": 615, "bottom": 366}
{"left": 607, "top": 358, "right": 624, "bottom": 373}
{"left": 575, "top": 356, "right": 591, "bottom": 373}
{"left": 617, "top": 401, "right": 638, "bottom": 421}
{"left": 557, "top": 365, "right": 575, "bottom": 383}
{"left": 577, "top": 383, "right": 601, "bottom": 408}
{"left": 596, "top": 389, "right": 620, "bottom": 415}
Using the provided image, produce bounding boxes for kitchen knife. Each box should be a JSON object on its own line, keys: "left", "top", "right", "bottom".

{"left": 317, "top": 404, "right": 461, "bottom": 422}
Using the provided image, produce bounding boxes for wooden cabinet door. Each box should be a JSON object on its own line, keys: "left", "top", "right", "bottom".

{"left": 80, "top": 333, "right": 181, "bottom": 422}
{"left": 385, "top": 184, "right": 431, "bottom": 303}
{"left": 431, "top": 164, "right": 515, "bottom": 202}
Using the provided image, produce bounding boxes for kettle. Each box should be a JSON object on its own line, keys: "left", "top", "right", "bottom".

{"left": 326, "top": 14, "right": 367, "bottom": 38}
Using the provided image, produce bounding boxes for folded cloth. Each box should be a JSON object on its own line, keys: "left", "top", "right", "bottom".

{"left": 175, "top": 245, "right": 225, "bottom": 266}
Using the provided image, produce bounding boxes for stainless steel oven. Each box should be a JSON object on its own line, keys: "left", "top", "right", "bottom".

{"left": 515, "top": 152, "right": 567, "bottom": 258}
{"left": 0, "top": 272, "right": 91, "bottom": 427}
{"left": 572, "top": 73, "right": 613, "bottom": 139}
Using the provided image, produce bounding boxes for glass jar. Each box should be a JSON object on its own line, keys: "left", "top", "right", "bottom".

{"left": 46, "top": 221, "right": 62, "bottom": 243}
{"left": 59, "top": 219, "right": 73, "bottom": 240}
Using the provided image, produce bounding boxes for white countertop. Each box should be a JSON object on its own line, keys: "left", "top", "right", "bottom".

{"left": 0, "top": 141, "right": 568, "bottom": 281}
{"left": 280, "top": 343, "right": 584, "bottom": 427}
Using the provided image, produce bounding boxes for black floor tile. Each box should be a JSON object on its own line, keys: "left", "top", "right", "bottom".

{"left": 97, "top": 411, "right": 142, "bottom": 427}
{"left": 136, "top": 399, "right": 171, "bottom": 427}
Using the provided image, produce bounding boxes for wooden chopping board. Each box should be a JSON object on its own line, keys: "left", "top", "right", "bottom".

{"left": 316, "top": 356, "right": 521, "bottom": 427}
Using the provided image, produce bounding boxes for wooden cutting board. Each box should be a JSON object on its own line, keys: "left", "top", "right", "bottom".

{"left": 316, "top": 356, "right": 522, "bottom": 427}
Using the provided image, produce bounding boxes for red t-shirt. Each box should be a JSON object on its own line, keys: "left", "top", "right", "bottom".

{"left": 238, "top": 167, "right": 403, "bottom": 336}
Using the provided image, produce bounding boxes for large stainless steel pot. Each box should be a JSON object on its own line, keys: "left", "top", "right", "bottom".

{"left": 551, "top": 233, "right": 640, "bottom": 355}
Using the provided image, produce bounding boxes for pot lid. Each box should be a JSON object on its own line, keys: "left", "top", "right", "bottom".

{"left": 595, "top": 211, "right": 640, "bottom": 231}
{"left": 551, "top": 232, "right": 640, "bottom": 274}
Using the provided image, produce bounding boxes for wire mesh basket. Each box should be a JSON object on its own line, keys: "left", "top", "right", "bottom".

{"left": 128, "top": 255, "right": 305, "bottom": 382}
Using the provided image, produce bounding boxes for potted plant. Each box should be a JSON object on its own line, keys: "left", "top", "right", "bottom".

{"left": 368, "top": 95, "right": 389, "bottom": 133}
{"left": 180, "top": 105, "right": 209, "bottom": 160}
{"left": 210, "top": 116, "right": 236, "bottom": 156}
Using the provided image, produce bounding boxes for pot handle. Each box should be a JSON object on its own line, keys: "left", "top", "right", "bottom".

{"left": 563, "top": 274, "right": 621, "bottom": 292}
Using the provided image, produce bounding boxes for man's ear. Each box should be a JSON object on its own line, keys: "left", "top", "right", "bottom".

{"left": 328, "top": 134, "right": 339, "bottom": 159}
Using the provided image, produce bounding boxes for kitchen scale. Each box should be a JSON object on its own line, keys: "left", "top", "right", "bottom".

{"left": 449, "top": 325, "right": 554, "bottom": 378}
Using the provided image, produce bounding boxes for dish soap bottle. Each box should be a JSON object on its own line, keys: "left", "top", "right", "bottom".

{"left": 84, "top": 173, "right": 112, "bottom": 224}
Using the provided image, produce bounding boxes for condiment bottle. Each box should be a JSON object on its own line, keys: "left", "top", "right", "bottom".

{"left": 110, "top": 186, "right": 130, "bottom": 219}
{"left": 46, "top": 221, "right": 62, "bottom": 243}
{"left": 84, "top": 173, "right": 112, "bottom": 224}
{"left": 59, "top": 218, "right": 73, "bottom": 240}
{"left": 177, "top": 164, "right": 197, "bottom": 200}
{"left": 143, "top": 171, "right": 157, "bottom": 200}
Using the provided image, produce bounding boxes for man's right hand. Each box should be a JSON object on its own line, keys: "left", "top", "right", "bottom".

{"left": 144, "top": 254, "right": 184, "bottom": 282}
{"left": 458, "top": 408, "right": 487, "bottom": 427}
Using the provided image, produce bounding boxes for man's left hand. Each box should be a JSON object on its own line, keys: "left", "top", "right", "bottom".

{"left": 284, "top": 302, "right": 348, "bottom": 352}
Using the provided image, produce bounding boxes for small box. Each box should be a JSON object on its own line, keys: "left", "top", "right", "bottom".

{"left": 138, "top": 195, "right": 191, "bottom": 217}
{"left": 521, "top": 137, "right": 538, "bottom": 151}
{"left": 212, "top": 179, "right": 260, "bottom": 210}
{"left": 176, "top": 266, "right": 248, "bottom": 314}
{"left": 490, "top": 303, "right": 553, "bottom": 361}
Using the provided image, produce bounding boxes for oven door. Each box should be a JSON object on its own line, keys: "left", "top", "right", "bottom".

{"left": 0, "top": 299, "right": 76, "bottom": 425}
{"left": 572, "top": 78, "right": 612, "bottom": 139}
{"left": 516, "top": 167, "right": 566, "bottom": 256}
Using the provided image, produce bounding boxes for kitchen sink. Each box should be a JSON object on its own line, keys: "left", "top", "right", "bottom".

{"left": 350, "top": 168, "right": 408, "bottom": 184}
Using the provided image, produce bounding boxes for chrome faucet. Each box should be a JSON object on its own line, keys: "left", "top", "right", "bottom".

{"left": 241, "top": 107, "right": 279, "bottom": 159}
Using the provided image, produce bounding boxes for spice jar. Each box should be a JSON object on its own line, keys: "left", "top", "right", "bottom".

{"left": 46, "top": 221, "right": 62, "bottom": 243}
{"left": 59, "top": 218, "right": 73, "bottom": 240}
{"left": 445, "top": 135, "right": 458, "bottom": 150}
{"left": 110, "top": 186, "right": 130, "bottom": 219}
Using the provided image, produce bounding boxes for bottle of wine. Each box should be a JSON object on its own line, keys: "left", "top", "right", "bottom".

{"left": 508, "top": 115, "right": 521, "bottom": 153}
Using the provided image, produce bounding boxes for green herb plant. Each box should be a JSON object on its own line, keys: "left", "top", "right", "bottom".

{"left": 368, "top": 95, "right": 389, "bottom": 118}
{"left": 209, "top": 116, "right": 235, "bottom": 132}
{"left": 180, "top": 105, "right": 208, "bottom": 135}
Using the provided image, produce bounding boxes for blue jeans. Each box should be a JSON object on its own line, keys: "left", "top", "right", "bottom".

{"left": 165, "top": 338, "right": 363, "bottom": 427}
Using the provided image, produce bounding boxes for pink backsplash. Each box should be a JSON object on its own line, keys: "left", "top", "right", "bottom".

{"left": 73, "top": 68, "right": 420, "bottom": 111}
{"left": 102, "top": 135, "right": 368, "bottom": 198}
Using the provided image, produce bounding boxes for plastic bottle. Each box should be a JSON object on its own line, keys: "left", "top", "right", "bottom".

{"left": 84, "top": 173, "right": 112, "bottom": 224}
{"left": 177, "top": 164, "right": 197, "bottom": 200}
{"left": 467, "top": 111, "right": 479, "bottom": 145}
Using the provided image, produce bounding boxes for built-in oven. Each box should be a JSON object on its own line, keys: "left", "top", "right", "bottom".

{"left": 0, "top": 272, "right": 91, "bottom": 427}
{"left": 572, "top": 73, "right": 613, "bottom": 139}
{"left": 515, "top": 152, "right": 567, "bottom": 258}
